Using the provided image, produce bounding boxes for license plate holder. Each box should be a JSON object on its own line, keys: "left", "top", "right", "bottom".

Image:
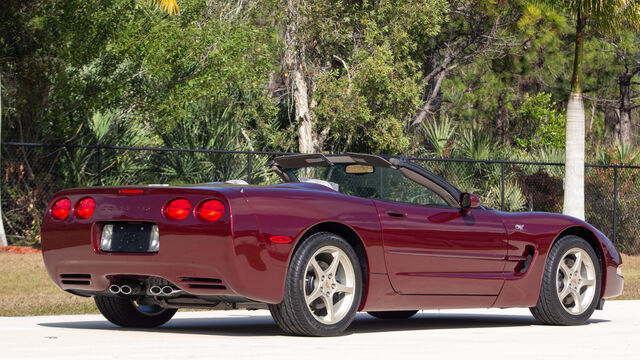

{"left": 108, "top": 222, "right": 154, "bottom": 253}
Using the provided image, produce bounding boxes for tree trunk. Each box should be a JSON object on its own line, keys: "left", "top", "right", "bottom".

{"left": 618, "top": 73, "right": 633, "bottom": 145}
{"left": 564, "top": 93, "right": 585, "bottom": 219}
{"left": 284, "top": 0, "right": 317, "bottom": 153}
{"left": 587, "top": 102, "right": 595, "bottom": 141}
{"left": 0, "top": 74, "right": 6, "bottom": 246}
{"left": 563, "top": 16, "right": 586, "bottom": 220}
{"left": 495, "top": 93, "right": 509, "bottom": 144}
{"left": 413, "top": 70, "right": 447, "bottom": 128}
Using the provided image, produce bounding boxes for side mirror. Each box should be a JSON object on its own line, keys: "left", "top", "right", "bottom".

{"left": 459, "top": 192, "right": 480, "bottom": 215}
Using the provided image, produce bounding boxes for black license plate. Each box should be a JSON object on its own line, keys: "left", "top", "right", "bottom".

{"left": 109, "top": 223, "right": 154, "bottom": 253}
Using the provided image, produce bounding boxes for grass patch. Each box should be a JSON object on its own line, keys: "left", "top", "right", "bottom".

{"left": 0, "top": 253, "right": 96, "bottom": 316}
{"left": 0, "top": 252, "right": 638, "bottom": 316}
{"left": 615, "top": 253, "right": 640, "bottom": 300}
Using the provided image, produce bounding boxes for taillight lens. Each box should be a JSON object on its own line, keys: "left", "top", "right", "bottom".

{"left": 50, "top": 198, "right": 71, "bottom": 220}
{"left": 165, "top": 198, "right": 191, "bottom": 220}
{"left": 75, "top": 197, "right": 96, "bottom": 219}
{"left": 197, "top": 200, "right": 225, "bottom": 221}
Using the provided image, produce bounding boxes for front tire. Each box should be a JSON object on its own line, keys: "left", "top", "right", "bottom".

{"left": 269, "top": 232, "right": 363, "bottom": 336}
{"left": 530, "top": 235, "right": 601, "bottom": 325}
{"left": 95, "top": 296, "right": 177, "bottom": 328}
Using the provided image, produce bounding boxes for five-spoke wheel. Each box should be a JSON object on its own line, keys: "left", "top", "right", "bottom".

{"left": 269, "top": 232, "right": 363, "bottom": 336}
{"left": 555, "top": 248, "right": 597, "bottom": 315}
{"left": 304, "top": 245, "right": 357, "bottom": 325}
{"left": 530, "top": 235, "right": 601, "bottom": 325}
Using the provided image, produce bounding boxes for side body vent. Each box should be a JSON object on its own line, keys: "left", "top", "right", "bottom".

{"left": 179, "top": 277, "right": 226, "bottom": 290}
{"left": 60, "top": 273, "right": 92, "bottom": 285}
{"left": 506, "top": 245, "right": 536, "bottom": 275}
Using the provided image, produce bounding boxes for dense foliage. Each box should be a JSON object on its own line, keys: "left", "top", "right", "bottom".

{"left": 1, "top": 0, "right": 640, "bottom": 251}
{"left": 2, "top": 0, "right": 638, "bottom": 156}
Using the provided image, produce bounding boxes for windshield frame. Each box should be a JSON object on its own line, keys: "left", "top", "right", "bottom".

{"left": 271, "top": 153, "right": 462, "bottom": 207}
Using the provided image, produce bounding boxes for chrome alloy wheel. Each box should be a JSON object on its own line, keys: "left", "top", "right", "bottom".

{"left": 303, "top": 245, "right": 356, "bottom": 325}
{"left": 556, "top": 248, "right": 597, "bottom": 315}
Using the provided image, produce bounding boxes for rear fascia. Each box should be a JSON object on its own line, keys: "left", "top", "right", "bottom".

{"left": 41, "top": 186, "right": 255, "bottom": 300}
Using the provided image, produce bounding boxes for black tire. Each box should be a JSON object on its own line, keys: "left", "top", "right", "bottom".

{"left": 269, "top": 232, "right": 363, "bottom": 336}
{"left": 530, "top": 235, "right": 601, "bottom": 325}
{"left": 94, "top": 296, "right": 177, "bottom": 328}
{"left": 368, "top": 310, "right": 419, "bottom": 319}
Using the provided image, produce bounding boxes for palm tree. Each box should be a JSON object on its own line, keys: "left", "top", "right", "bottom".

{"left": 537, "top": 1, "right": 640, "bottom": 220}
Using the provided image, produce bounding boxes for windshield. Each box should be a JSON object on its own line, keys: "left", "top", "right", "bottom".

{"left": 289, "top": 164, "right": 452, "bottom": 207}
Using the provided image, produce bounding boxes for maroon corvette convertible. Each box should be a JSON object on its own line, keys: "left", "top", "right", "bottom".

{"left": 41, "top": 153, "right": 624, "bottom": 336}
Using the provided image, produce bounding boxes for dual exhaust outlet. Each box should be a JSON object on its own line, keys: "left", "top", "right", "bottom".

{"left": 149, "top": 285, "right": 177, "bottom": 296}
{"left": 108, "top": 284, "right": 138, "bottom": 295}
{"left": 109, "top": 284, "right": 177, "bottom": 296}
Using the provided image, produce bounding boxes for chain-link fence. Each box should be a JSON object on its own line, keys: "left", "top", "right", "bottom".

{"left": 2, "top": 142, "right": 639, "bottom": 254}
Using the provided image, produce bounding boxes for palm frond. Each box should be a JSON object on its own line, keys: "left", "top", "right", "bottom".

{"left": 533, "top": 0, "right": 640, "bottom": 32}
{"left": 422, "top": 116, "right": 456, "bottom": 158}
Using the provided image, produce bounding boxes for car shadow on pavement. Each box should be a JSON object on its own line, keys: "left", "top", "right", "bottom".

{"left": 38, "top": 312, "right": 609, "bottom": 337}
{"left": 346, "top": 313, "right": 608, "bottom": 335}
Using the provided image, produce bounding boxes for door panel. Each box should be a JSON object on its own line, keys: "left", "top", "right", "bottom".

{"left": 375, "top": 200, "right": 508, "bottom": 295}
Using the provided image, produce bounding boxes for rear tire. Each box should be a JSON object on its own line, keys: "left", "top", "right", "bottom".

{"left": 95, "top": 296, "right": 177, "bottom": 328}
{"left": 529, "top": 235, "right": 601, "bottom": 325}
{"left": 368, "top": 310, "right": 418, "bottom": 319}
{"left": 269, "top": 232, "right": 363, "bottom": 336}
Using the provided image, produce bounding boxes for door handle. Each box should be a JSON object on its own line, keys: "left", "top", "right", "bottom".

{"left": 386, "top": 211, "right": 406, "bottom": 217}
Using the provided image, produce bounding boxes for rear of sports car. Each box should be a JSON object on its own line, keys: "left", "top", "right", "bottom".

{"left": 40, "top": 185, "right": 275, "bottom": 310}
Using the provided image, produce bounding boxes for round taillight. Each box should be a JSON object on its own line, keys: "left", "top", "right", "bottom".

{"left": 197, "top": 200, "right": 225, "bottom": 221}
{"left": 75, "top": 197, "right": 96, "bottom": 219}
{"left": 51, "top": 198, "right": 71, "bottom": 220}
{"left": 165, "top": 198, "right": 191, "bottom": 220}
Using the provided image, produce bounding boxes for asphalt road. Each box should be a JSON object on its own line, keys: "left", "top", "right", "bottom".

{"left": 2, "top": 300, "right": 638, "bottom": 359}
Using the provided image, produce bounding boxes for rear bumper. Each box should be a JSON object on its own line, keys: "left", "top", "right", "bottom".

{"left": 42, "top": 225, "right": 248, "bottom": 298}
{"left": 46, "top": 252, "right": 233, "bottom": 296}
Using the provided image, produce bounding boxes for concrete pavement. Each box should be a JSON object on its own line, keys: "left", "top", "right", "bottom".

{"left": 1, "top": 301, "right": 638, "bottom": 359}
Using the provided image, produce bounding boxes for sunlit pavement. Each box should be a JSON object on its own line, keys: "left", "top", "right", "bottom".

{"left": 2, "top": 300, "right": 638, "bottom": 359}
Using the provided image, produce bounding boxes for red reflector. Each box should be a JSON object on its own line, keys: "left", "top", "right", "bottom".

{"left": 51, "top": 198, "right": 71, "bottom": 220}
{"left": 120, "top": 189, "right": 143, "bottom": 194}
{"left": 270, "top": 236, "right": 292, "bottom": 244}
{"left": 75, "top": 198, "right": 96, "bottom": 219}
{"left": 165, "top": 198, "right": 191, "bottom": 220}
{"left": 197, "top": 200, "right": 225, "bottom": 221}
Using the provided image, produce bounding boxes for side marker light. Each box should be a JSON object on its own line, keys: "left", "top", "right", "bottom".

{"left": 270, "top": 236, "right": 292, "bottom": 244}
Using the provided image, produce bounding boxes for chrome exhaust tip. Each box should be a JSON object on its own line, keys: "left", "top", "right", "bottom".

{"left": 120, "top": 285, "right": 133, "bottom": 295}
{"left": 150, "top": 286, "right": 163, "bottom": 296}
{"left": 161, "top": 286, "right": 174, "bottom": 295}
{"left": 108, "top": 284, "right": 121, "bottom": 294}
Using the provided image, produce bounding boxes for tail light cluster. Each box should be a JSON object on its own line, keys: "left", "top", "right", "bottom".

{"left": 165, "top": 198, "right": 191, "bottom": 220}
{"left": 50, "top": 196, "right": 225, "bottom": 222}
{"left": 50, "top": 197, "right": 95, "bottom": 220}
{"left": 165, "top": 198, "right": 225, "bottom": 221}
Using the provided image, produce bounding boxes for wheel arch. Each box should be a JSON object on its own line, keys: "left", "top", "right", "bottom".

{"left": 552, "top": 225, "right": 606, "bottom": 297}
{"left": 292, "top": 222, "right": 369, "bottom": 306}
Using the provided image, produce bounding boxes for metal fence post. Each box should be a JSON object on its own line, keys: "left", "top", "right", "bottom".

{"left": 501, "top": 162, "right": 505, "bottom": 211}
{"left": 97, "top": 145, "right": 103, "bottom": 186}
{"left": 612, "top": 166, "right": 618, "bottom": 245}
{"left": 247, "top": 153, "right": 252, "bottom": 184}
